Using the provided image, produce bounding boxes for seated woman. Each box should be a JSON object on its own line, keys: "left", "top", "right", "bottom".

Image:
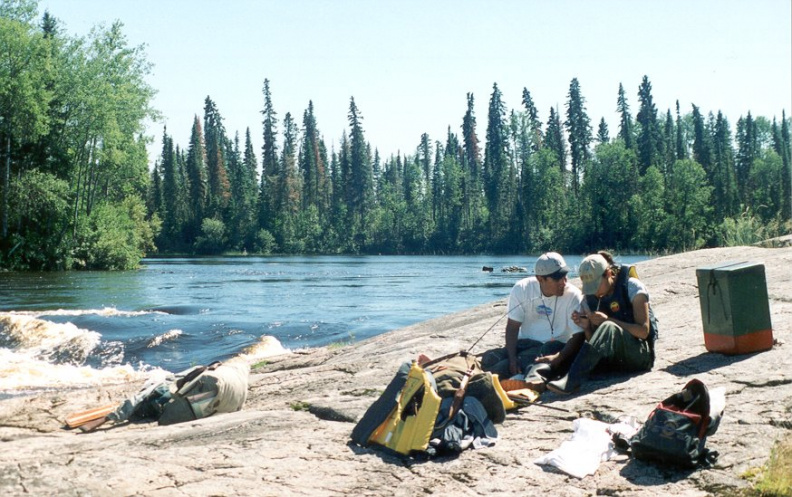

{"left": 544, "top": 251, "right": 658, "bottom": 395}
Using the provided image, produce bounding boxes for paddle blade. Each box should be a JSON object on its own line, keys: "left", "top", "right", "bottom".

{"left": 65, "top": 404, "right": 117, "bottom": 429}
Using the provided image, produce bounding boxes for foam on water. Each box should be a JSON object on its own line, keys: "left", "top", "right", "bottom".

{"left": 0, "top": 313, "right": 100, "bottom": 364}
{"left": 12, "top": 307, "right": 154, "bottom": 318}
{"left": 0, "top": 348, "right": 147, "bottom": 392}
{"left": 0, "top": 310, "right": 290, "bottom": 394}
{"left": 0, "top": 311, "right": 140, "bottom": 393}
{"left": 146, "top": 329, "right": 183, "bottom": 348}
{"left": 239, "top": 335, "right": 290, "bottom": 364}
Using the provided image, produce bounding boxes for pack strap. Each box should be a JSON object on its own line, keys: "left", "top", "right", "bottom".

{"left": 175, "top": 361, "right": 222, "bottom": 392}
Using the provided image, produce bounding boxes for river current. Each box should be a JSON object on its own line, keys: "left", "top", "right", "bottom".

{"left": 0, "top": 254, "right": 650, "bottom": 396}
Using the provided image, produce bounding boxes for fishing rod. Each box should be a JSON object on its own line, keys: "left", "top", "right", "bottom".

{"left": 465, "top": 299, "right": 525, "bottom": 354}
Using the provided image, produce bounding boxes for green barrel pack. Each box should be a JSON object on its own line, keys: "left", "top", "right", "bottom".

{"left": 696, "top": 261, "right": 773, "bottom": 355}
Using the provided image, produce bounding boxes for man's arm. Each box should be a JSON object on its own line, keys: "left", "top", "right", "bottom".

{"left": 505, "top": 318, "right": 522, "bottom": 376}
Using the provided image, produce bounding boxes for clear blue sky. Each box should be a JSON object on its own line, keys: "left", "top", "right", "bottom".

{"left": 39, "top": 0, "right": 792, "bottom": 166}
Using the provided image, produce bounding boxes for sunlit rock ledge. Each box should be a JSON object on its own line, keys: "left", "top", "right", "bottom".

{"left": 0, "top": 244, "right": 790, "bottom": 496}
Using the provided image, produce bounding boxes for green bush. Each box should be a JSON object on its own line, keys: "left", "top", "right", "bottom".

{"left": 194, "top": 218, "right": 226, "bottom": 254}
{"left": 70, "top": 196, "right": 157, "bottom": 270}
{"left": 254, "top": 229, "right": 276, "bottom": 255}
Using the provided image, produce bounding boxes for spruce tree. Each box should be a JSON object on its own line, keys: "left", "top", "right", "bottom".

{"left": 735, "top": 112, "right": 758, "bottom": 203}
{"left": 347, "top": 97, "right": 373, "bottom": 242}
{"left": 522, "top": 87, "right": 542, "bottom": 150}
{"left": 418, "top": 133, "right": 433, "bottom": 221}
{"left": 636, "top": 76, "right": 663, "bottom": 173}
{"left": 299, "top": 100, "right": 326, "bottom": 213}
{"left": 440, "top": 128, "right": 464, "bottom": 250}
{"left": 276, "top": 112, "right": 300, "bottom": 251}
{"left": 203, "top": 97, "right": 231, "bottom": 221}
{"left": 617, "top": 83, "right": 634, "bottom": 149}
{"left": 544, "top": 106, "right": 567, "bottom": 171}
{"left": 461, "top": 92, "right": 483, "bottom": 240}
{"left": 692, "top": 105, "right": 713, "bottom": 176}
{"left": 185, "top": 116, "right": 208, "bottom": 243}
{"left": 159, "top": 127, "right": 181, "bottom": 249}
{"left": 564, "top": 77, "right": 592, "bottom": 194}
{"left": 431, "top": 139, "right": 443, "bottom": 226}
{"left": 596, "top": 118, "right": 609, "bottom": 144}
{"left": 663, "top": 109, "right": 676, "bottom": 176}
{"left": 712, "top": 111, "right": 739, "bottom": 222}
{"left": 483, "top": 83, "right": 514, "bottom": 249}
{"left": 675, "top": 100, "right": 687, "bottom": 160}
{"left": 238, "top": 128, "right": 259, "bottom": 249}
{"left": 260, "top": 79, "right": 278, "bottom": 232}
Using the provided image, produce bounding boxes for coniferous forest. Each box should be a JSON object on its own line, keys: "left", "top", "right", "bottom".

{"left": 1, "top": 3, "right": 791, "bottom": 270}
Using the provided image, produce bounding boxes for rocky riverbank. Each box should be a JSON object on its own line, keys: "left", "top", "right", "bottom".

{"left": 1, "top": 245, "right": 791, "bottom": 496}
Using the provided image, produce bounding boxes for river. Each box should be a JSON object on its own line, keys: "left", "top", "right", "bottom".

{"left": 0, "top": 254, "right": 650, "bottom": 395}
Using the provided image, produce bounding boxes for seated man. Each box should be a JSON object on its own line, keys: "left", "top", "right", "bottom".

{"left": 479, "top": 252, "right": 586, "bottom": 388}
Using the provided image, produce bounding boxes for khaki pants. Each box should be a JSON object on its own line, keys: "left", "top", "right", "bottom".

{"left": 589, "top": 321, "right": 652, "bottom": 372}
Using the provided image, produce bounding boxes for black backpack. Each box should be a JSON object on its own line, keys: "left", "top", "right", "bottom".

{"left": 627, "top": 379, "right": 721, "bottom": 468}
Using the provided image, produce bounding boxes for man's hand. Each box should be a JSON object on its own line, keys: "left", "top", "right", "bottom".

{"left": 508, "top": 357, "right": 521, "bottom": 376}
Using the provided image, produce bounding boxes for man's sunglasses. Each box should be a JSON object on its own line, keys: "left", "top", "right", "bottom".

{"left": 546, "top": 271, "right": 567, "bottom": 281}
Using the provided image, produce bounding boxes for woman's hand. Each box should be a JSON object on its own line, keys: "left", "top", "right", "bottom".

{"left": 588, "top": 311, "right": 609, "bottom": 327}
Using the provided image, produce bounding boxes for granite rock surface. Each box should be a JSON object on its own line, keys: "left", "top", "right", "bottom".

{"left": 1, "top": 245, "right": 790, "bottom": 496}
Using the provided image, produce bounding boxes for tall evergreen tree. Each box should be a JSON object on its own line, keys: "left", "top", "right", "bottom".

{"left": 544, "top": 106, "right": 567, "bottom": 171}
{"left": 711, "top": 111, "right": 739, "bottom": 222}
{"left": 662, "top": 109, "right": 676, "bottom": 175}
{"left": 431, "top": 139, "right": 443, "bottom": 225}
{"left": 439, "top": 127, "right": 464, "bottom": 249}
{"left": 203, "top": 96, "right": 231, "bottom": 220}
{"left": 636, "top": 75, "right": 663, "bottom": 172}
{"left": 148, "top": 161, "right": 163, "bottom": 220}
{"left": 483, "top": 83, "right": 514, "bottom": 249}
{"left": 461, "top": 92, "right": 483, "bottom": 239}
{"left": 259, "top": 78, "right": 278, "bottom": 232}
{"left": 617, "top": 83, "right": 634, "bottom": 149}
{"left": 347, "top": 97, "right": 373, "bottom": 244}
{"left": 158, "top": 127, "right": 181, "bottom": 249}
{"left": 184, "top": 116, "right": 208, "bottom": 242}
{"left": 522, "top": 87, "right": 542, "bottom": 150}
{"left": 238, "top": 128, "right": 259, "bottom": 249}
{"left": 691, "top": 104, "right": 713, "bottom": 175}
{"left": 275, "top": 112, "right": 300, "bottom": 251}
{"left": 675, "top": 100, "right": 687, "bottom": 161}
{"left": 564, "top": 77, "right": 592, "bottom": 193}
{"left": 596, "top": 118, "right": 609, "bottom": 144}
{"left": 417, "top": 133, "right": 434, "bottom": 222}
{"left": 735, "top": 112, "right": 758, "bottom": 203}
{"left": 299, "top": 100, "right": 326, "bottom": 212}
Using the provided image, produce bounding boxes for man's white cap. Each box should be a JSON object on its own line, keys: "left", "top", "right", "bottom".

{"left": 534, "top": 252, "right": 570, "bottom": 276}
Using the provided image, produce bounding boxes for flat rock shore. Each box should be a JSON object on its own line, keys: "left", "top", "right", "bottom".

{"left": 1, "top": 245, "right": 791, "bottom": 497}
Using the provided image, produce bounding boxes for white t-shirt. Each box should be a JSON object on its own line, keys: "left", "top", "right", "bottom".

{"left": 507, "top": 277, "right": 585, "bottom": 343}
